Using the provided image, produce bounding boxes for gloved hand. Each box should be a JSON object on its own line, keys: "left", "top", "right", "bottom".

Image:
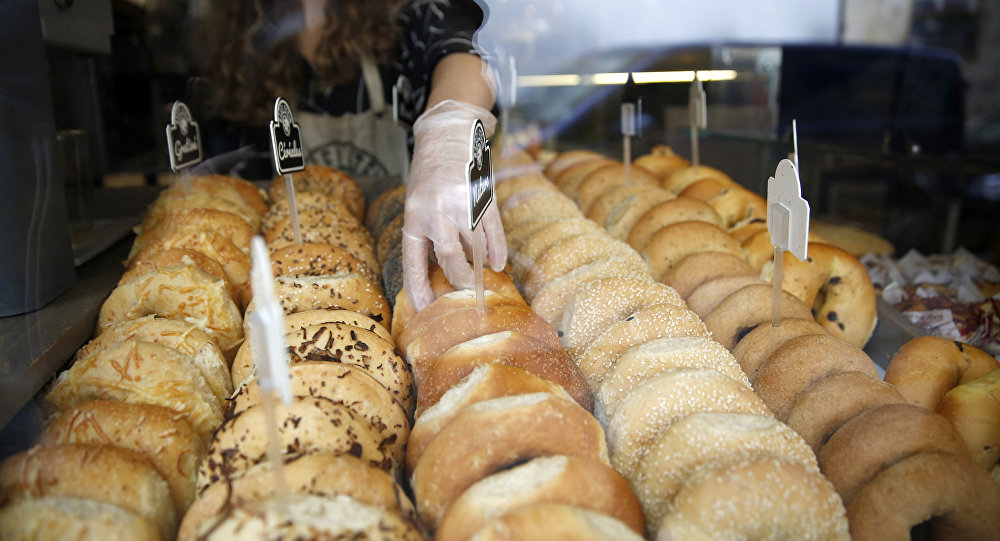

{"left": 402, "top": 99, "right": 507, "bottom": 312}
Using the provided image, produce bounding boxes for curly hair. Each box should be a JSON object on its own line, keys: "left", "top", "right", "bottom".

{"left": 204, "top": 0, "right": 402, "bottom": 124}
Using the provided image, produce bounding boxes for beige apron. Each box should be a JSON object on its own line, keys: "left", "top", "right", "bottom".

{"left": 296, "top": 54, "right": 408, "bottom": 193}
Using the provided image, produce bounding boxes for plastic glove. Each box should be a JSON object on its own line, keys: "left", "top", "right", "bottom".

{"left": 402, "top": 99, "right": 507, "bottom": 312}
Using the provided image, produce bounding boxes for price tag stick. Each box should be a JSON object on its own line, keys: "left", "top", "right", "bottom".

{"left": 467, "top": 119, "right": 494, "bottom": 314}
{"left": 247, "top": 236, "right": 293, "bottom": 505}
{"left": 622, "top": 73, "right": 639, "bottom": 185}
{"left": 269, "top": 98, "right": 306, "bottom": 244}
{"left": 689, "top": 74, "right": 707, "bottom": 171}
{"left": 767, "top": 152, "right": 810, "bottom": 328}
{"left": 165, "top": 101, "right": 203, "bottom": 196}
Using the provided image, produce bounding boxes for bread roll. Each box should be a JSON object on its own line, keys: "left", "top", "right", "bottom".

{"left": 0, "top": 496, "right": 160, "bottom": 541}
{"left": 469, "top": 503, "right": 644, "bottom": 541}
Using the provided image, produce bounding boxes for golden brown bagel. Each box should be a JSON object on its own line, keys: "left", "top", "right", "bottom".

{"left": 885, "top": 336, "right": 1000, "bottom": 410}
{"left": 640, "top": 220, "right": 742, "bottom": 281}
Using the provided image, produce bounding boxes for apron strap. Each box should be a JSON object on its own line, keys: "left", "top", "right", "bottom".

{"left": 360, "top": 53, "right": 386, "bottom": 114}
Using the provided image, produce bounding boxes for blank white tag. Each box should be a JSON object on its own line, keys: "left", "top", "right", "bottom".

{"left": 767, "top": 159, "right": 810, "bottom": 261}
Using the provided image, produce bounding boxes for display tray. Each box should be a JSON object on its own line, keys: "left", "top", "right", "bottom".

{"left": 864, "top": 297, "right": 927, "bottom": 378}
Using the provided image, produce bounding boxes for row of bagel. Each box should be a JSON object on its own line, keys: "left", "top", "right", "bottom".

{"left": 496, "top": 146, "right": 1000, "bottom": 539}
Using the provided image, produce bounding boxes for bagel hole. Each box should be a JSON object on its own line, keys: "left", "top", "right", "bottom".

{"left": 910, "top": 519, "right": 932, "bottom": 541}
{"left": 732, "top": 324, "right": 760, "bottom": 347}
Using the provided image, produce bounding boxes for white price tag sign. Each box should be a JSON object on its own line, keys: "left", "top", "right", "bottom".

{"left": 689, "top": 76, "right": 707, "bottom": 129}
{"left": 767, "top": 158, "right": 810, "bottom": 261}
{"left": 247, "top": 237, "right": 292, "bottom": 404}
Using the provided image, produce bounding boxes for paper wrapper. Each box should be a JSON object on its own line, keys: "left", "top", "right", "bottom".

{"left": 863, "top": 247, "right": 1000, "bottom": 356}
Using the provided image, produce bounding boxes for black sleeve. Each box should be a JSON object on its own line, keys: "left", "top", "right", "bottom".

{"left": 397, "top": 0, "right": 488, "bottom": 119}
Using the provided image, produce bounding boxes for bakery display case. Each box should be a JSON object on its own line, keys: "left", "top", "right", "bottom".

{"left": 2, "top": 0, "right": 1000, "bottom": 539}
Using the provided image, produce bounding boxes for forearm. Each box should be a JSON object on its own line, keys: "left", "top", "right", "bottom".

{"left": 425, "top": 53, "right": 496, "bottom": 112}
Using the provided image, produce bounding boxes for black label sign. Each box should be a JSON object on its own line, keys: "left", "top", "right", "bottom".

{"left": 466, "top": 119, "right": 494, "bottom": 230}
{"left": 165, "top": 101, "right": 202, "bottom": 171}
{"left": 269, "top": 97, "right": 305, "bottom": 174}
{"left": 392, "top": 75, "right": 415, "bottom": 126}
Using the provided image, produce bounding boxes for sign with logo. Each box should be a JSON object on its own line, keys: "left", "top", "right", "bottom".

{"left": 466, "top": 119, "right": 494, "bottom": 230}
{"left": 392, "top": 75, "right": 416, "bottom": 126}
{"left": 767, "top": 158, "right": 810, "bottom": 261}
{"left": 165, "top": 101, "right": 202, "bottom": 172}
{"left": 269, "top": 97, "right": 305, "bottom": 174}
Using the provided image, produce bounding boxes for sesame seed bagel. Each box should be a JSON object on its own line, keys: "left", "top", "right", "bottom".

{"left": 178, "top": 454, "right": 415, "bottom": 541}
{"left": 586, "top": 184, "right": 663, "bottom": 230}
{"left": 410, "top": 392, "right": 609, "bottom": 530}
{"left": 404, "top": 304, "right": 562, "bottom": 382}
{"left": 846, "top": 451, "right": 1000, "bottom": 541}
{"left": 196, "top": 397, "right": 392, "bottom": 492}
{"left": 729, "top": 317, "right": 829, "bottom": 380}
{"left": 436, "top": 455, "right": 645, "bottom": 541}
{"left": 640, "top": 220, "right": 742, "bottom": 281}
{"left": 553, "top": 158, "right": 616, "bottom": 193}
{"left": 268, "top": 272, "right": 390, "bottom": 331}
{"left": 262, "top": 191, "right": 357, "bottom": 232}
{"left": 269, "top": 241, "right": 378, "bottom": 284}
{"left": 655, "top": 455, "right": 849, "bottom": 541}
{"left": 818, "top": 404, "right": 967, "bottom": 507}
{"left": 660, "top": 250, "right": 756, "bottom": 299}
{"left": 37, "top": 400, "right": 204, "bottom": 515}
{"left": 575, "top": 302, "right": 710, "bottom": 389}
{"left": 0, "top": 496, "right": 160, "bottom": 541}
{"left": 46, "top": 340, "right": 224, "bottom": 441}
{"left": 469, "top": 503, "right": 645, "bottom": 541}
{"left": 559, "top": 276, "right": 684, "bottom": 357}
{"left": 606, "top": 367, "right": 771, "bottom": 479}
{"left": 500, "top": 190, "right": 581, "bottom": 227}
{"left": 267, "top": 223, "right": 379, "bottom": 273}
{"left": 121, "top": 248, "right": 234, "bottom": 299}
{"left": 522, "top": 232, "right": 643, "bottom": 302}
{"left": 495, "top": 172, "right": 558, "bottom": 206}
{"left": 574, "top": 162, "right": 659, "bottom": 212}
{"left": 635, "top": 412, "right": 819, "bottom": 532}
{"left": 504, "top": 218, "right": 560, "bottom": 253}
{"left": 543, "top": 149, "right": 604, "bottom": 179}
{"left": 685, "top": 274, "right": 767, "bottom": 318}
{"left": 885, "top": 335, "right": 1000, "bottom": 410}
{"left": 230, "top": 361, "right": 409, "bottom": 466}
{"left": 266, "top": 209, "right": 371, "bottom": 246}
{"left": 366, "top": 184, "right": 405, "bottom": 234}
{"left": 627, "top": 197, "right": 723, "bottom": 252}
{"left": 530, "top": 256, "right": 652, "bottom": 328}
{"left": 701, "top": 283, "right": 814, "bottom": 349}
{"left": 269, "top": 165, "right": 365, "bottom": 221}
{"left": 414, "top": 331, "right": 591, "bottom": 420}
{"left": 660, "top": 164, "right": 735, "bottom": 194}
{"left": 597, "top": 336, "right": 749, "bottom": 423}
{"left": 605, "top": 188, "right": 677, "bottom": 241}
{"left": 408, "top": 365, "right": 576, "bottom": 473}
{"left": 511, "top": 218, "right": 602, "bottom": 281}
{"left": 0, "top": 444, "right": 177, "bottom": 540}
{"left": 753, "top": 334, "right": 879, "bottom": 421}
{"left": 230, "top": 322, "right": 414, "bottom": 414}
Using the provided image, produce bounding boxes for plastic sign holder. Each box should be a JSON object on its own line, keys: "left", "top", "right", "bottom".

{"left": 269, "top": 97, "right": 306, "bottom": 244}
{"left": 467, "top": 119, "right": 494, "bottom": 313}
{"left": 766, "top": 122, "right": 810, "bottom": 328}
{"left": 247, "top": 236, "right": 293, "bottom": 501}
{"left": 165, "top": 101, "right": 203, "bottom": 195}
{"left": 621, "top": 72, "right": 640, "bottom": 185}
{"left": 688, "top": 74, "right": 707, "bottom": 170}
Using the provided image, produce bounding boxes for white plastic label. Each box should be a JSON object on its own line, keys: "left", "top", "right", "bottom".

{"left": 689, "top": 76, "right": 707, "bottom": 129}
{"left": 165, "top": 101, "right": 202, "bottom": 172}
{"left": 247, "top": 236, "right": 292, "bottom": 404}
{"left": 269, "top": 97, "right": 305, "bottom": 175}
{"left": 621, "top": 103, "right": 636, "bottom": 136}
{"left": 767, "top": 159, "right": 810, "bottom": 261}
{"left": 467, "top": 119, "right": 494, "bottom": 230}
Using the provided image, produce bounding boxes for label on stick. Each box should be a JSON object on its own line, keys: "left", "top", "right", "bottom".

{"left": 269, "top": 97, "right": 305, "bottom": 174}
{"left": 467, "top": 119, "right": 494, "bottom": 230}
{"left": 165, "top": 101, "right": 202, "bottom": 171}
{"left": 689, "top": 75, "right": 707, "bottom": 129}
{"left": 767, "top": 159, "right": 810, "bottom": 261}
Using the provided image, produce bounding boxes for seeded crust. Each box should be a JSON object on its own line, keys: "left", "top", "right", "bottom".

{"left": 178, "top": 454, "right": 416, "bottom": 541}
{"left": 542, "top": 149, "right": 604, "bottom": 179}
{"left": 640, "top": 220, "right": 742, "bottom": 281}
{"left": 553, "top": 158, "right": 616, "bottom": 193}
{"left": 701, "top": 284, "right": 813, "bottom": 350}
{"left": 656, "top": 455, "right": 849, "bottom": 541}
{"left": 269, "top": 242, "right": 379, "bottom": 284}
{"left": 523, "top": 233, "right": 646, "bottom": 301}
{"left": 37, "top": 400, "right": 204, "bottom": 515}
{"left": 753, "top": 334, "right": 879, "bottom": 421}
{"left": 495, "top": 173, "right": 558, "bottom": 206}
{"left": 266, "top": 209, "right": 371, "bottom": 247}
{"left": 375, "top": 214, "right": 404, "bottom": 268}
{"left": 575, "top": 303, "right": 710, "bottom": 389}
{"left": 585, "top": 184, "right": 661, "bottom": 229}
{"left": 46, "top": 340, "right": 224, "bottom": 441}
{"left": 635, "top": 412, "right": 819, "bottom": 532}
{"left": 598, "top": 336, "right": 748, "bottom": 422}
{"left": 500, "top": 190, "right": 582, "bottom": 228}
{"left": 230, "top": 322, "right": 414, "bottom": 415}
{"left": 530, "top": 257, "right": 652, "bottom": 328}
{"left": 383, "top": 253, "right": 404, "bottom": 309}
{"left": 366, "top": 184, "right": 405, "bottom": 232}
{"left": 817, "top": 404, "right": 967, "bottom": 507}
{"left": 411, "top": 393, "right": 609, "bottom": 530}
{"left": 660, "top": 250, "right": 757, "bottom": 300}
{"left": 660, "top": 164, "right": 735, "bottom": 194}
{"left": 436, "top": 455, "right": 645, "bottom": 541}
{"left": 504, "top": 218, "right": 562, "bottom": 254}
{"left": 196, "top": 397, "right": 393, "bottom": 493}
{"left": 270, "top": 272, "right": 391, "bottom": 332}
{"left": 730, "top": 317, "right": 828, "bottom": 380}
{"left": 266, "top": 222, "right": 379, "bottom": 273}
{"left": 230, "top": 361, "right": 410, "bottom": 465}
{"left": 282, "top": 308, "right": 392, "bottom": 344}
{"left": 558, "top": 276, "right": 684, "bottom": 358}
{"left": 605, "top": 188, "right": 676, "bottom": 241}
{"left": 131, "top": 209, "right": 255, "bottom": 258}
{"left": 627, "top": 198, "right": 723, "bottom": 252}
{"left": 686, "top": 274, "right": 767, "bottom": 318}
{"left": 785, "top": 371, "right": 905, "bottom": 453}
{"left": 606, "top": 367, "right": 771, "bottom": 479}
{"left": 573, "top": 162, "right": 659, "bottom": 212}
{"left": 269, "top": 165, "right": 366, "bottom": 221}
{"left": 0, "top": 444, "right": 178, "bottom": 541}
{"left": 511, "top": 218, "right": 601, "bottom": 281}
{"left": 262, "top": 192, "right": 357, "bottom": 232}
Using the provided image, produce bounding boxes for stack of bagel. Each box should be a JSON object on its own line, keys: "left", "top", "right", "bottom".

{"left": 0, "top": 174, "right": 265, "bottom": 539}
{"left": 180, "top": 165, "right": 426, "bottom": 539}
{"left": 496, "top": 157, "right": 849, "bottom": 539}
